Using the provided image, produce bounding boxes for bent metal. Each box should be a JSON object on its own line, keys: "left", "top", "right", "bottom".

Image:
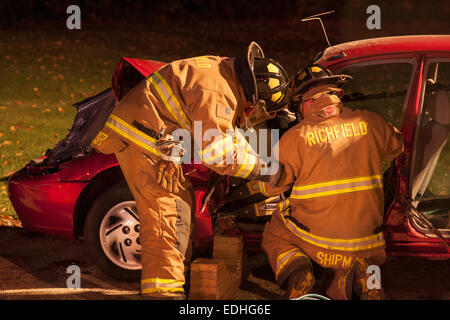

{"left": 171, "top": 121, "right": 280, "bottom": 175}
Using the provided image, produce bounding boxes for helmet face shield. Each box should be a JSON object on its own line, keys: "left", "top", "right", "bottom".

{"left": 246, "top": 41, "right": 265, "bottom": 104}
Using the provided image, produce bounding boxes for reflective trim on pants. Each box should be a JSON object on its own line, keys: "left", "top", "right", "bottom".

{"left": 279, "top": 211, "right": 385, "bottom": 251}
{"left": 141, "top": 278, "right": 185, "bottom": 294}
{"left": 275, "top": 248, "right": 307, "bottom": 281}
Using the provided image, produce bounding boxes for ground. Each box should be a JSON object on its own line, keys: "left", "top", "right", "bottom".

{"left": 1, "top": 223, "right": 449, "bottom": 300}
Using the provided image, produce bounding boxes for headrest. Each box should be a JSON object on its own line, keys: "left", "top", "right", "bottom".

{"left": 431, "top": 89, "right": 450, "bottom": 125}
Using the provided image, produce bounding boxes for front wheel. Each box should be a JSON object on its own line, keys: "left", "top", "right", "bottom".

{"left": 84, "top": 181, "right": 141, "bottom": 281}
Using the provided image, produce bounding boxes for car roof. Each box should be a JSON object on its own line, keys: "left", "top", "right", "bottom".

{"left": 317, "top": 35, "right": 450, "bottom": 65}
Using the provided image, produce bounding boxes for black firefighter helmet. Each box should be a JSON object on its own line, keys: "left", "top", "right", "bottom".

{"left": 288, "top": 64, "right": 352, "bottom": 113}
{"left": 246, "top": 42, "right": 290, "bottom": 113}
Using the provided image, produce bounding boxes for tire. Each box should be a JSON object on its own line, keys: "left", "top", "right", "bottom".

{"left": 84, "top": 181, "right": 141, "bottom": 282}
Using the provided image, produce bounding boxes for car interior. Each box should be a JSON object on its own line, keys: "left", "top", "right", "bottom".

{"left": 412, "top": 62, "right": 450, "bottom": 233}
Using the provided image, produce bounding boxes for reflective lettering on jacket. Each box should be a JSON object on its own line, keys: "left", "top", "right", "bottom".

{"left": 306, "top": 121, "right": 368, "bottom": 146}
{"left": 316, "top": 251, "right": 353, "bottom": 268}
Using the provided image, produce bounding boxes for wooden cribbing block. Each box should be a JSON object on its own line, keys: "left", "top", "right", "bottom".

{"left": 189, "top": 258, "right": 238, "bottom": 300}
{"left": 212, "top": 234, "right": 245, "bottom": 285}
{"left": 213, "top": 234, "right": 243, "bottom": 259}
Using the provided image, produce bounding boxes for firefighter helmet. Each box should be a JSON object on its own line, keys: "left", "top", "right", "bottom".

{"left": 288, "top": 64, "right": 352, "bottom": 113}
{"left": 246, "top": 42, "right": 289, "bottom": 113}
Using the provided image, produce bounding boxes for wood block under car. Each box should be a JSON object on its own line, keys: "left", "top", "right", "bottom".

{"left": 189, "top": 258, "right": 238, "bottom": 300}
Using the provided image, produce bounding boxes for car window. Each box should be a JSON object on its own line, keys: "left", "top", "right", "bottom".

{"left": 412, "top": 61, "right": 450, "bottom": 230}
{"left": 333, "top": 62, "right": 413, "bottom": 129}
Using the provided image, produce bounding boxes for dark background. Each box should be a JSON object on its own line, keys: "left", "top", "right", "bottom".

{"left": 1, "top": 0, "right": 450, "bottom": 72}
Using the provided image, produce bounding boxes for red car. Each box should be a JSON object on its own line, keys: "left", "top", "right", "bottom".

{"left": 8, "top": 35, "right": 450, "bottom": 281}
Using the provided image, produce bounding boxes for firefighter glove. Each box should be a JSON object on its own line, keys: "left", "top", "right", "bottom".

{"left": 156, "top": 159, "right": 185, "bottom": 193}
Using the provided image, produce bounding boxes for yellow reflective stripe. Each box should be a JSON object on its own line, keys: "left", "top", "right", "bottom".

{"left": 240, "top": 155, "right": 257, "bottom": 179}
{"left": 201, "top": 136, "right": 233, "bottom": 163}
{"left": 278, "top": 198, "right": 290, "bottom": 211}
{"left": 275, "top": 248, "right": 307, "bottom": 279}
{"left": 202, "top": 136, "right": 233, "bottom": 155}
{"left": 292, "top": 175, "right": 383, "bottom": 200}
{"left": 234, "top": 144, "right": 256, "bottom": 179}
{"left": 202, "top": 146, "right": 229, "bottom": 163}
{"left": 141, "top": 287, "right": 185, "bottom": 294}
{"left": 148, "top": 71, "right": 191, "bottom": 130}
{"left": 105, "top": 116, "right": 161, "bottom": 156}
{"left": 293, "top": 175, "right": 382, "bottom": 191}
{"left": 279, "top": 213, "right": 385, "bottom": 251}
{"left": 235, "top": 151, "right": 250, "bottom": 177}
{"left": 141, "top": 278, "right": 184, "bottom": 285}
{"left": 291, "top": 183, "right": 383, "bottom": 200}
{"left": 259, "top": 181, "right": 270, "bottom": 196}
{"left": 154, "top": 72, "right": 191, "bottom": 128}
{"left": 140, "top": 278, "right": 185, "bottom": 294}
{"left": 109, "top": 114, "right": 158, "bottom": 143}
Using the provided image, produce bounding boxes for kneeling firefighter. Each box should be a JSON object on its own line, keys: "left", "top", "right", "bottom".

{"left": 90, "top": 42, "right": 289, "bottom": 299}
{"left": 260, "top": 65, "right": 404, "bottom": 300}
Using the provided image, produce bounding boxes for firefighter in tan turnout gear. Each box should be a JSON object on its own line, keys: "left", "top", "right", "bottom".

{"left": 260, "top": 65, "right": 404, "bottom": 300}
{"left": 91, "top": 42, "right": 289, "bottom": 299}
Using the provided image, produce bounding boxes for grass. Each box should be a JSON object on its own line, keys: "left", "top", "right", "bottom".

{"left": 0, "top": 22, "right": 310, "bottom": 218}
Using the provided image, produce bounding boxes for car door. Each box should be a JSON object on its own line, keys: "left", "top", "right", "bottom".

{"left": 330, "top": 56, "right": 450, "bottom": 258}
{"left": 409, "top": 58, "right": 450, "bottom": 241}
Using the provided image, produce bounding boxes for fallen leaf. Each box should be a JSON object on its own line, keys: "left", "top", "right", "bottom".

{"left": 43, "top": 108, "right": 51, "bottom": 113}
{"left": 33, "top": 87, "right": 39, "bottom": 92}
{"left": 9, "top": 126, "right": 16, "bottom": 132}
{"left": 58, "top": 107, "right": 65, "bottom": 112}
{"left": 2, "top": 141, "right": 12, "bottom": 146}
{"left": 16, "top": 152, "right": 23, "bottom": 157}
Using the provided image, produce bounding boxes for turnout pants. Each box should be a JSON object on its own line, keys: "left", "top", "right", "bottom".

{"left": 116, "top": 145, "right": 192, "bottom": 299}
{"left": 262, "top": 211, "right": 386, "bottom": 300}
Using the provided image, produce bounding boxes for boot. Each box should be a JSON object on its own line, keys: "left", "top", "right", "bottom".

{"left": 353, "top": 258, "right": 385, "bottom": 300}
{"left": 285, "top": 262, "right": 315, "bottom": 299}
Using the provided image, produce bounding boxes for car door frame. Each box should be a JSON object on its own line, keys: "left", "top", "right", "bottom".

{"left": 323, "top": 53, "right": 450, "bottom": 259}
